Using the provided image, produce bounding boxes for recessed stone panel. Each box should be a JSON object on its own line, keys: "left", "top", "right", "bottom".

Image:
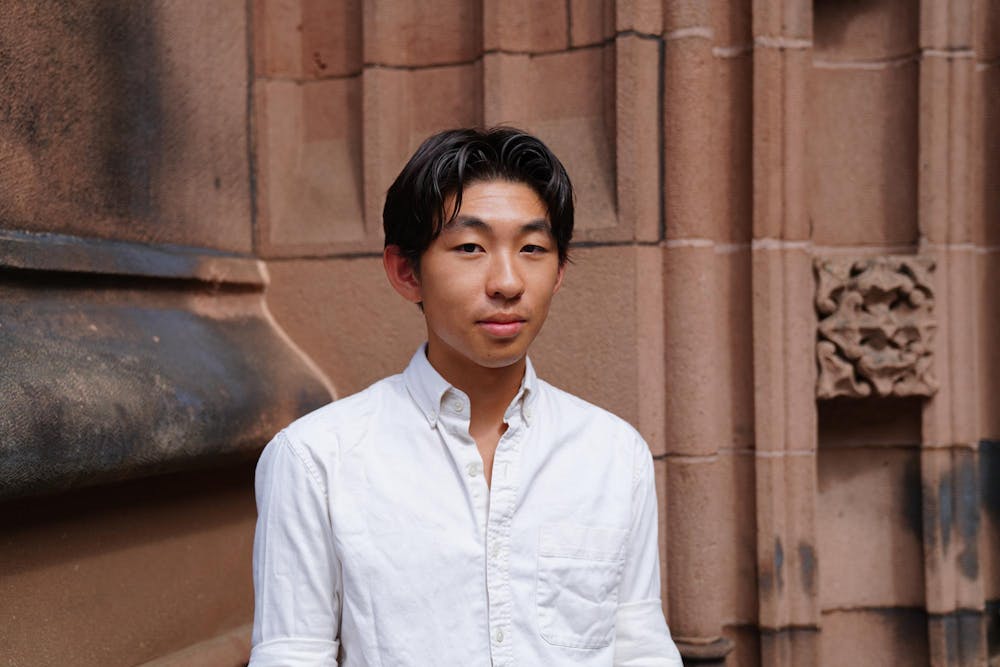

{"left": 817, "top": 446, "right": 925, "bottom": 608}
{"left": 807, "top": 63, "right": 919, "bottom": 246}
{"left": 255, "top": 77, "right": 365, "bottom": 254}
{"left": 814, "top": 0, "right": 919, "bottom": 60}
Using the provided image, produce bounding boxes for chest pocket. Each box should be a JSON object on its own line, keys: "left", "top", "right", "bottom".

{"left": 536, "top": 523, "right": 628, "bottom": 649}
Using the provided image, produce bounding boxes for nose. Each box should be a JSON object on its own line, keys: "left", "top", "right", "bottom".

{"left": 486, "top": 252, "right": 524, "bottom": 300}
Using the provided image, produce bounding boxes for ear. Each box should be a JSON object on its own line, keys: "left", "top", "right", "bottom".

{"left": 552, "top": 262, "right": 566, "bottom": 295}
{"left": 383, "top": 245, "right": 422, "bottom": 303}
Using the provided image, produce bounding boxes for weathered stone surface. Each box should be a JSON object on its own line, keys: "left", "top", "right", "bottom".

{"left": 0, "top": 1, "right": 252, "bottom": 253}
{"left": 0, "top": 465, "right": 256, "bottom": 666}
{"left": 815, "top": 256, "right": 937, "bottom": 399}
{"left": 0, "top": 232, "right": 331, "bottom": 500}
{"left": 819, "top": 609, "right": 929, "bottom": 667}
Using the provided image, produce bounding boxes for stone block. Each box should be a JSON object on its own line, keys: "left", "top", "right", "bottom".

{"left": 0, "top": 466, "right": 255, "bottom": 665}
{"left": 814, "top": 0, "right": 919, "bottom": 60}
{"left": 647, "top": 246, "right": 755, "bottom": 455}
{"left": 981, "top": 255, "right": 1000, "bottom": 440}
{"left": 716, "top": 451, "right": 760, "bottom": 625}
{"left": 979, "top": 440, "right": 1000, "bottom": 601}
{"left": 926, "top": 611, "right": 987, "bottom": 667}
{"left": 662, "top": 0, "right": 710, "bottom": 34}
{"left": 636, "top": 246, "right": 667, "bottom": 456}
{"left": 486, "top": 47, "right": 618, "bottom": 234}
{"left": 754, "top": 452, "right": 821, "bottom": 628}
{"left": 751, "top": 246, "right": 815, "bottom": 453}
{"left": 972, "top": 65, "right": 999, "bottom": 246}
{"left": 920, "top": 245, "right": 979, "bottom": 448}
{"left": 482, "top": 52, "right": 531, "bottom": 125}
{"left": 807, "top": 62, "right": 919, "bottom": 246}
{"left": 665, "top": 456, "right": 725, "bottom": 637}
{"left": 253, "top": 0, "right": 304, "bottom": 78}
{"left": 255, "top": 78, "right": 365, "bottom": 256}
{"left": 723, "top": 624, "right": 761, "bottom": 667}
{"left": 752, "top": 0, "right": 811, "bottom": 40}
{"left": 720, "top": 247, "right": 755, "bottom": 448}
{"left": 615, "top": 0, "right": 662, "bottom": 35}
{"left": 532, "top": 245, "right": 640, "bottom": 430}
{"left": 919, "top": 446, "right": 982, "bottom": 614}
{"left": 752, "top": 46, "right": 811, "bottom": 241}
{"left": 483, "top": 0, "right": 567, "bottom": 53}
{"left": 363, "top": 0, "right": 482, "bottom": 67}
{"left": 0, "top": 1, "right": 252, "bottom": 253}
{"left": 664, "top": 47, "right": 753, "bottom": 243}
{"left": 663, "top": 34, "right": 716, "bottom": 240}
{"left": 254, "top": 0, "right": 362, "bottom": 79}
{"left": 265, "top": 257, "right": 425, "bottom": 394}
{"left": 140, "top": 625, "right": 251, "bottom": 666}
{"left": 712, "top": 54, "right": 754, "bottom": 244}
{"left": 818, "top": 609, "right": 930, "bottom": 667}
{"left": 918, "top": 55, "right": 975, "bottom": 245}
{"left": 817, "top": 446, "right": 925, "bottom": 608}
{"left": 712, "top": 0, "right": 752, "bottom": 50}
{"left": 616, "top": 35, "right": 661, "bottom": 241}
{"left": 362, "top": 63, "right": 484, "bottom": 233}
{"left": 920, "top": 1, "right": 974, "bottom": 50}
{"left": 975, "top": 0, "right": 1000, "bottom": 60}
{"left": 662, "top": 245, "right": 726, "bottom": 456}
{"left": 569, "top": 0, "right": 613, "bottom": 47}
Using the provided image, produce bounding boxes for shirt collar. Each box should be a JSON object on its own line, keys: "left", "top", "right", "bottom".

{"left": 402, "top": 344, "right": 538, "bottom": 427}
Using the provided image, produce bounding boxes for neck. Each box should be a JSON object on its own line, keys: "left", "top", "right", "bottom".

{"left": 425, "top": 343, "right": 525, "bottom": 426}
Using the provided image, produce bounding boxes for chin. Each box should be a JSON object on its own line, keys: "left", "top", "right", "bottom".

{"left": 476, "top": 346, "right": 528, "bottom": 369}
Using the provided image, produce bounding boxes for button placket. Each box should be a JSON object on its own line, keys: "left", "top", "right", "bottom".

{"left": 486, "top": 426, "right": 522, "bottom": 665}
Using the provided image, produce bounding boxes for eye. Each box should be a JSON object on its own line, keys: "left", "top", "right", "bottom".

{"left": 456, "top": 243, "right": 482, "bottom": 253}
{"left": 522, "top": 244, "right": 548, "bottom": 254}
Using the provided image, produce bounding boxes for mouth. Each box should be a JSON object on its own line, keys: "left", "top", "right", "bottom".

{"left": 477, "top": 315, "right": 527, "bottom": 338}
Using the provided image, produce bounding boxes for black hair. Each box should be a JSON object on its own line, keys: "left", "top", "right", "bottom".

{"left": 382, "top": 127, "right": 574, "bottom": 271}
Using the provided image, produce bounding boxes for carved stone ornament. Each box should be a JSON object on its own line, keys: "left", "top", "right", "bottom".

{"left": 814, "top": 256, "right": 937, "bottom": 399}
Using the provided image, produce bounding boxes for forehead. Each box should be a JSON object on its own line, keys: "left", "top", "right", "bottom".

{"left": 445, "top": 180, "right": 549, "bottom": 223}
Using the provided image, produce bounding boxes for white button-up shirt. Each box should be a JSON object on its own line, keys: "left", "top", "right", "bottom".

{"left": 250, "top": 346, "right": 682, "bottom": 666}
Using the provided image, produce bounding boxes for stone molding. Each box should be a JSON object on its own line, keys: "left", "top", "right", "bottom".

{"left": 815, "top": 255, "right": 937, "bottom": 400}
{"left": 0, "top": 230, "right": 332, "bottom": 501}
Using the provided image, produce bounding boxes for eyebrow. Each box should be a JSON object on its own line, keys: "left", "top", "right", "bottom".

{"left": 443, "top": 215, "right": 552, "bottom": 235}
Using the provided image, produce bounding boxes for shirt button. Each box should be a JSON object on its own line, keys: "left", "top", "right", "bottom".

{"left": 490, "top": 542, "right": 500, "bottom": 558}
{"left": 495, "top": 628, "right": 504, "bottom": 643}
{"left": 450, "top": 399, "right": 465, "bottom": 414}
{"left": 467, "top": 462, "right": 480, "bottom": 478}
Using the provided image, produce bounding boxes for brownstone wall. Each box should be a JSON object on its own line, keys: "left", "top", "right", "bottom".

{"left": 1, "top": 1, "right": 997, "bottom": 666}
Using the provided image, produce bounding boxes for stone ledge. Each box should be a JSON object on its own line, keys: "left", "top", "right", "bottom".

{"left": 0, "top": 231, "right": 331, "bottom": 501}
{"left": 0, "top": 229, "right": 265, "bottom": 286}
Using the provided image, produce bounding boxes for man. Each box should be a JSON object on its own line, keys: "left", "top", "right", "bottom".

{"left": 249, "top": 127, "right": 683, "bottom": 666}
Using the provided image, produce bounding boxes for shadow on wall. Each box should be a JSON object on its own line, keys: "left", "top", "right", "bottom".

{"left": 0, "top": 1, "right": 171, "bottom": 228}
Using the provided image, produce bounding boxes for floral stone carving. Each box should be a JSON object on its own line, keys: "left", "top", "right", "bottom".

{"left": 814, "top": 256, "right": 937, "bottom": 399}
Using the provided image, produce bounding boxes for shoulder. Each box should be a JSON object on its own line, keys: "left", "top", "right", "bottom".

{"left": 275, "top": 373, "right": 406, "bottom": 462}
{"left": 536, "top": 379, "right": 647, "bottom": 453}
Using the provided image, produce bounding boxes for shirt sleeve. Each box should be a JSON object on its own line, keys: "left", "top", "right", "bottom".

{"left": 614, "top": 438, "right": 683, "bottom": 667}
{"left": 249, "top": 431, "right": 342, "bottom": 666}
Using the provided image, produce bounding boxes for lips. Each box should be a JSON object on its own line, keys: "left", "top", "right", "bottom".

{"left": 477, "top": 314, "right": 526, "bottom": 338}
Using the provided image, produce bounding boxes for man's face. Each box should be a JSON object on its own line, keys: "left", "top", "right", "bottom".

{"left": 416, "top": 179, "right": 564, "bottom": 375}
